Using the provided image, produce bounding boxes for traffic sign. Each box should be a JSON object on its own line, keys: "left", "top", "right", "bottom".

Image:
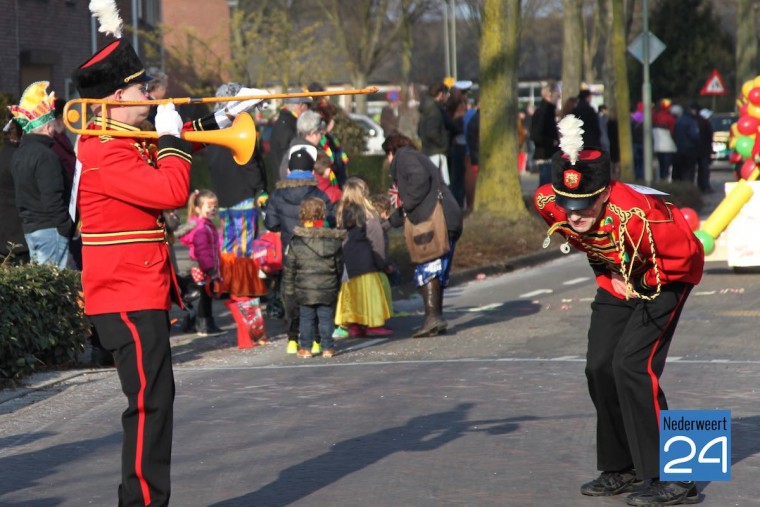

{"left": 701, "top": 69, "right": 728, "bottom": 96}
{"left": 628, "top": 32, "right": 666, "bottom": 65}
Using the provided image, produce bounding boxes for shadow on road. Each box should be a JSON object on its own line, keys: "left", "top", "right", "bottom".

{"left": 209, "top": 403, "right": 536, "bottom": 507}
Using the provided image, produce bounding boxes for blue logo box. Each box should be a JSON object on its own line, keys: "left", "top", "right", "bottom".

{"left": 660, "top": 410, "right": 731, "bottom": 481}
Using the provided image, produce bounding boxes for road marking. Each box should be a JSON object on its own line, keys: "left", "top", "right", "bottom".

{"left": 465, "top": 303, "right": 502, "bottom": 312}
{"left": 174, "top": 356, "right": 755, "bottom": 371}
{"left": 520, "top": 289, "right": 553, "bottom": 298}
{"left": 563, "top": 277, "right": 589, "bottom": 285}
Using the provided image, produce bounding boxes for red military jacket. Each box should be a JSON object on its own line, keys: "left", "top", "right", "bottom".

{"left": 76, "top": 116, "right": 211, "bottom": 315}
{"left": 534, "top": 180, "right": 704, "bottom": 299}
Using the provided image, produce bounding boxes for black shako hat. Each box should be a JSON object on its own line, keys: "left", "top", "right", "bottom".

{"left": 71, "top": 39, "right": 152, "bottom": 99}
{"left": 289, "top": 147, "right": 316, "bottom": 172}
{"left": 551, "top": 148, "right": 611, "bottom": 210}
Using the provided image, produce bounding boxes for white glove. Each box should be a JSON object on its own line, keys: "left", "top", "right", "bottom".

{"left": 214, "top": 87, "right": 270, "bottom": 128}
{"left": 155, "top": 103, "right": 183, "bottom": 138}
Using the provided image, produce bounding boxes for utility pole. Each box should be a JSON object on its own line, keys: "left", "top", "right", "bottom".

{"left": 443, "top": 1, "right": 451, "bottom": 78}
{"left": 449, "top": 0, "right": 457, "bottom": 80}
{"left": 642, "top": 0, "right": 653, "bottom": 184}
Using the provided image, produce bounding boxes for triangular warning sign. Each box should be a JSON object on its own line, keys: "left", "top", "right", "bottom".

{"left": 700, "top": 69, "right": 728, "bottom": 96}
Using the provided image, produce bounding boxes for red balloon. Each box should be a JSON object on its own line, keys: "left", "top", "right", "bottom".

{"left": 730, "top": 151, "right": 744, "bottom": 164}
{"left": 680, "top": 207, "right": 700, "bottom": 231}
{"left": 740, "top": 103, "right": 749, "bottom": 117}
{"left": 740, "top": 159, "right": 757, "bottom": 180}
{"left": 737, "top": 115, "right": 760, "bottom": 135}
{"left": 750, "top": 87, "right": 760, "bottom": 106}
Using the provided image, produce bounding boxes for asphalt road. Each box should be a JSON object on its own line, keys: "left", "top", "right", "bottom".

{"left": 2, "top": 167, "right": 759, "bottom": 506}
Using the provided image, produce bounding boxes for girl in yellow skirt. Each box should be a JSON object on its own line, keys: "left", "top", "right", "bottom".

{"left": 335, "top": 178, "right": 393, "bottom": 337}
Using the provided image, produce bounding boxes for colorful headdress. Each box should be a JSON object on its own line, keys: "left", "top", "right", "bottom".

{"left": 8, "top": 81, "right": 57, "bottom": 133}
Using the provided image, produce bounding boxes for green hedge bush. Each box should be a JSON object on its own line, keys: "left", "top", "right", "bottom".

{"left": 0, "top": 263, "right": 89, "bottom": 385}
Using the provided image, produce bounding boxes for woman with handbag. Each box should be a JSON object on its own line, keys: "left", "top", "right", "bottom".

{"left": 382, "top": 133, "right": 463, "bottom": 338}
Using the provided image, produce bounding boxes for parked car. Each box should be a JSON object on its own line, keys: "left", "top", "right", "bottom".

{"left": 711, "top": 112, "right": 738, "bottom": 161}
{"left": 348, "top": 113, "right": 386, "bottom": 155}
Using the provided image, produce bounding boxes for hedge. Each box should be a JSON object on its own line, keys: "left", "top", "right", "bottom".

{"left": 0, "top": 262, "right": 89, "bottom": 384}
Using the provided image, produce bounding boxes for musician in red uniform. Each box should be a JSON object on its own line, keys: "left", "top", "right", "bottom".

{"left": 71, "top": 39, "right": 264, "bottom": 507}
{"left": 533, "top": 115, "right": 704, "bottom": 507}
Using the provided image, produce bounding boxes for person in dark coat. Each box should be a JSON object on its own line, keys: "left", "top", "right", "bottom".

{"left": 696, "top": 108, "right": 714, "bottom": 193}
{"left": 268, "top": 89, "right": 312, "bottom": 181}
{"left": 0, "top": 119, "right": 29, "bottom": 263}
{"left": 283, "top": 197, "right": 345, "bottom": 358}
{"left": 418, "top": 81, "right": 453, "bottom": 184}
{"left": 264, "top": 147, "right": 335, "bottom": 353}
{"left": 382, "top": 133, "right": 463, "bottom": 338}
{"left": 10, "top": 82, "right": 72, "bottom": 269}
{"left": 572, "top": 89, "right": 602, "bottom": 148}
{"left": 530, "top": 82, "right": 560, "bottom": 186}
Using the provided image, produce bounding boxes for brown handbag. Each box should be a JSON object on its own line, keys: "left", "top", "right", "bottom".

{"left": 404, "top": 191, "right": 450, "bottom": 264}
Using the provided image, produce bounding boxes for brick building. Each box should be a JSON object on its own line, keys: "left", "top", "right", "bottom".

{"left": 0, "top": 0, "right": 162, "bottom": 103}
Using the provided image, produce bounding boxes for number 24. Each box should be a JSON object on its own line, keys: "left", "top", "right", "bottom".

{"left": 663, "top": 436, "right": 728, "bottom": 474}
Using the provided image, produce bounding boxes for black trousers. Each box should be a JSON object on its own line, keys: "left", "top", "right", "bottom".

{"left": 585, "top": 283, "right": 692, "bottom": 480}
{"left": 91, "top": 310, "right": 175, "bottom": 507}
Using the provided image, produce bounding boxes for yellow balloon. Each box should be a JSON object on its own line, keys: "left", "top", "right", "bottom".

{"left": 754, "top": 75, "right": 760, "bottom": 87}
{"left": 743, "top": 80, "right": 755, "bottom": 98}
{"left": 749, "top": 104, "right": 760, "bottom": 119}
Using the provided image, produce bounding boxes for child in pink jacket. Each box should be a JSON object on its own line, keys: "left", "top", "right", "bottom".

{"left": 178, "top": 189, "right": 225, "bottom": 336}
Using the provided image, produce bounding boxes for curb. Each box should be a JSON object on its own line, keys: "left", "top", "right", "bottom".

{"left": 0, "top": 369, "right": 96, "bottom": 405}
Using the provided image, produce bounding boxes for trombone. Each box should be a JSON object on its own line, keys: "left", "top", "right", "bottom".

{"left": 63, "top": 86, "right": 379, "bottom": 164}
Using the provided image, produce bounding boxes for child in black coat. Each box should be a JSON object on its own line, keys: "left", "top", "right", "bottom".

{"left": 283, "top": 197, "right": 345, "bottom": 358}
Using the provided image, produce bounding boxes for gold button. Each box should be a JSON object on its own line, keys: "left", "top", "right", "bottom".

{"left": 144, "top": 261, "right": 149, "bottom": 265}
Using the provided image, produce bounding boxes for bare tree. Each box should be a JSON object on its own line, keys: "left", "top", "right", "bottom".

{"left": 476, "top": 0, "right": 529, "bottom": 217}
{"left": 319, "top": 0, "right": 432, "bottom": 114}
{"left": 561, "top": 0, "right": 584, "bottom": 103}
{"left": 611, "top": 0, "right": 633, "bottom": 180}
{"left": 229, "top": 2, "right": 329, "bottom": 89}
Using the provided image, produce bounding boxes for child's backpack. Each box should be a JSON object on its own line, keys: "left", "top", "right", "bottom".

{"left": 252, "top": 231, "right": 283, "bottom": 273}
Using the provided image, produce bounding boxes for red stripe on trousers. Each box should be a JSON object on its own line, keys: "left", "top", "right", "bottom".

{"left": 120, "top": 312, "right": 152, "bottom": 506}
{"left": 646, "top": 287, "right": 690, "bottom": 426}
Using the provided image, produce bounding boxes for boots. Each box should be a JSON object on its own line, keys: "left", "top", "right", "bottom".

{"left": 196, "top": 316, "right": 225, "bottom": 336}
{"left": 412, "top": 277, "right": 447, "bottom": 338}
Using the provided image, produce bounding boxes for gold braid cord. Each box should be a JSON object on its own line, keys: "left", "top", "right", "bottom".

{"left": 607, "top": 203, "right": 662, "bottom": 301}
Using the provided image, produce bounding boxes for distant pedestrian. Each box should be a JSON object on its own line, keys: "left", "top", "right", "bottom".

{"left": 418, "top": 80, "right": 452, "bottom": 185}
{"left": 652, "top": 99, "right": 677, "bottom": 181}
{"left": 0, "top": 118, "right": 29, "bottom": 264}
{"left": 572, "top": 89, "right": 601, "bottom": 148}
{"left": 530, "top": 82, "right": 560, "bottom": 186}
{"left": 269, "top": 88, "right": 312, "bottom": 180}
{"left": 696, "top": 108, "right": 715, "bottom": 193}
{"left": 672, "top": 104, "right": 700, "bottom": 184}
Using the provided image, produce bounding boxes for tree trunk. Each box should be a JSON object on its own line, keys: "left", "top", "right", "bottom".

{"left": 736, "top": 0, "right": 760, "bottom": 96}
{"left": 601, "top": 0, "right": 616, "bottom": 112}
{"left": 351, "top": 72, "right": 368, "bottom": 115}
{"left": 611, "top": 0, "right": 633, "bottom": 180}
{"left": 561, "top": 0, "right": 584, "bottom": 102}
{"left": 477, "top": 0, "right": 528, "bottom": 218}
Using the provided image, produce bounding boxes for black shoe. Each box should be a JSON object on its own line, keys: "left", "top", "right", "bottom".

{"left": 625, "top": 481, "right": 698, "bottom": 506}
{"left": 581, "top": 470, "right": 641, "bottom": 497}
{"left": 196, "top": 317, "right": 226, "bottom": 336}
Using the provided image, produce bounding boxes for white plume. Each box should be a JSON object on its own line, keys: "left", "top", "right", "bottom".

{"left": 89, "top": 0, "right": 123, "bottom": 39}
{"left": 557, "top": 114, "right": 585, "bottom": 165}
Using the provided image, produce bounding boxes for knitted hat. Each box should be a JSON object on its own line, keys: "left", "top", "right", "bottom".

{"left": 9, "top": 81, "right": 56, "bottom": 133}
{"left": 288, "top": 146, "right": 317, "bottom": 171}
{"left": 551, "top": 115, "right": 610, "bottom": 210}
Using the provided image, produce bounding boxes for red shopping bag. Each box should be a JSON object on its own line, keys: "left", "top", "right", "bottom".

{"left": 252, "top": 231, "right": 283, "bottom": 273}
